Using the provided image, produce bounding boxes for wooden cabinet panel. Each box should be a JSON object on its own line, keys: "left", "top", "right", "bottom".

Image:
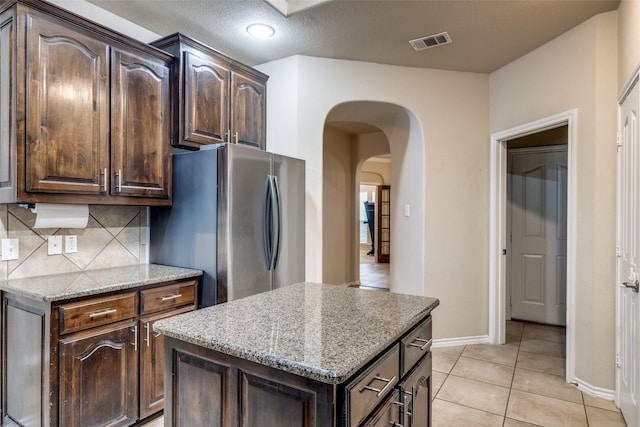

{"left": 111, "top": 48, "right": 171, "bottom": 199}
{"left": 59, "top": 319, "right": 138, "bottom": 427}
{"left": 171, "top": 350, "right": 235, "bottom": 427}
{"left": 152, "top": 33, "right": 267, "bottom": 151}
{"left": 231, "top": 72, "right": 266, "bottom": 150}
{"left": 0, "top": 9, "right": 16, "bottom": 203}
{"left": 140, "top": 280, "right": 196, "bottom": 315}
{"left": 58, "top": 292, "right": 136, "bottom": 335}
{"left": 362, "top": 390, "right": 400, "bottom": 427}
{"left": 3, "top": 297, "right": 47, "bottom": 427}
{"left": 139, "top": 306, "right": 192, "bottom": 419}
{"left": 401, "top": 354, "right": 432, "bottom": 427}
{"left": 240, "top": 371, "right": 320, "bottom": 427}
{"left": 184, "top": 50, "right": 230, "bottom": 146}
{"left": 24, "top": 13, "right": 109, "bottom": 195}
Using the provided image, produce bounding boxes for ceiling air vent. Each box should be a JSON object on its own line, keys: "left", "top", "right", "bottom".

{"left": 409, "top": 31, "right": 452, "bottom": 51}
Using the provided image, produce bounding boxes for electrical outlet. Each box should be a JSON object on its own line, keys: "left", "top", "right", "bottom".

{"left": 65, "top": 235, "right": 77, "bottom": 253}
{"left": 48, "top": 235, "right": 63, "bottom": 255}
{"left": 1, "top": 239, "right": 19, "bottom": 261}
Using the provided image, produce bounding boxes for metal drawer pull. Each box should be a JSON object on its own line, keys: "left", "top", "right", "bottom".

{"left": 88, "top": 308, "right": 117, "bottom": 318}
{"left": 361, "top": 375, "right": 397, "bottom": 397}
{"left": 160, "top": 293, "right": 182, "bottom": 302}
{"left": 409, "top": 337, "right": 432, "bottom": 351}
{"left": 115, "top": 170, "right": 122, "bottom": 192}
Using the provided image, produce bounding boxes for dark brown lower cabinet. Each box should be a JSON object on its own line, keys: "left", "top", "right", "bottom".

{"left": 1, "top": 277, "right": 199, "bottom": 427}
{"left": 164, "top": 338, "right": 334, "bottom": 427}
{"left": 59, "top": 320, "right": 139, "bottom": 427}
{"left": 362, "top": 390, "right": 401, "bottom": 427}
{"left": 139, "top": 306, "right": 193, "bottom": 419}
{"left": 163, "top": 314, "right": 434, "bottom": 427}
{"left": 400, "top": 353, "right": 432, "bottom": 427}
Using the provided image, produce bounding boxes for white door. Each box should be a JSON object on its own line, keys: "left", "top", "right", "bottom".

{"left": 508, "top": 146, "right": 568, "bottom": 326}
{"left": 617, "top": 76, "right": 640, "bottom": 427}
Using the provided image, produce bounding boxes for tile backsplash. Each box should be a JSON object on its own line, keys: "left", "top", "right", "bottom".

{"left": 0, "top": 204, "right": 149, "bottom": 280}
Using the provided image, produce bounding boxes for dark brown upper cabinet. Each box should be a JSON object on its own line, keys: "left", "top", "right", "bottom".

{"left": 0, "top": 0, "right": 174, "bottom": 205}
{"left": 152, "top": 33, "right": 268, "bottom": 151}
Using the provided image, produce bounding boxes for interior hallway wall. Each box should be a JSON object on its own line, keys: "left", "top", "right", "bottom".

{"left": 322, "top": 126, "right": 356, "bottom": 284}
{"left": 618, "top": 0, "right": 640, "bottom": 90}
{"left": 490, "top": 11, "right": 618, "bottom": 390}
{"left": 258, "top": 57, "right": 490, "bottom": 342}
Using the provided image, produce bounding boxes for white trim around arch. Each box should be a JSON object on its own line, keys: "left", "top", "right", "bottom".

{"left": 488, "top": 109, "right": 578, "bottom": 384}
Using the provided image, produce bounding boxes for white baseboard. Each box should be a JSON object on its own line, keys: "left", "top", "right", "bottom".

{"left": 432, "top": 335, "right": 490, "bottom": 348}
{"left": 571, "top": 377, "right": 616, "bottom": 402}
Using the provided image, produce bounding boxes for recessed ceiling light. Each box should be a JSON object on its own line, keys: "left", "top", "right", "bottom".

{"left": 247, "top": 23, "right": 275, "bottom": 39}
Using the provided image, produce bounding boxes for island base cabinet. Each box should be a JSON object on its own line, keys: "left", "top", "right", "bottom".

{"left": 400, "top": 353, "right": 432, "bottom": 427}
{"left": 163, "top": 337, "right": 335, "bottom": 427}
{"left": 58, "top": 320, "right": 139, "bottom": 427}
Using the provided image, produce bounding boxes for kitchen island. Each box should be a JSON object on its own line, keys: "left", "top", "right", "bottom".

{"left": 154, "top": 282, "right": 439, "bottom": 426}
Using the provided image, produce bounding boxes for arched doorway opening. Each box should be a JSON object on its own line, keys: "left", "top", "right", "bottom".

{"left": 321, "top": 101, "right": 423, "bottom": 296}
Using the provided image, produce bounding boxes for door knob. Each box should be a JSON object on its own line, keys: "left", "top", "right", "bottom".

{"left": 622, "top": 280, "right": 639, "bottom": 293}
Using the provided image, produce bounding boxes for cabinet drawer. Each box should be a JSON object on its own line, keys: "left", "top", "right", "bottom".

{"left": 401, "top": 316, "right": 432, "bottom": 377}
{"left": 59, "top": 293, "right": 137, "bottom": 335}
{"left": 347, "top": 344, "right": 400, "bottom": 427}
{"left": 140, "top": 280, "right": 196, "bottom": 315}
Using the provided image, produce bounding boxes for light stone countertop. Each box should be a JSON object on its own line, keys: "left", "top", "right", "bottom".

{"left": 154, "top": 282, "right": 439, "bottom": 384}
{"left": 0, "top": 264, "right": 202, "bottom": 302}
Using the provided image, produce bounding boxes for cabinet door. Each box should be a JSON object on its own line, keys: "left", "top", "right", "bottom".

{"left": 59, "top": 320, "right": 138, "bottom": 427}
{"left": 230, "top": 72, "right": 266, "bottom": 150}
{"left": 139, "top": 306, "right": 193, "bottom": 419}
{"left": 401, "top": 354, "right": 432, "bottom": 427}
{"left": 111, "top": 48, "right": 171, "bottom": 199}
{"left": 183, "top": 51, "right": 230, "bottom": 147}
{"left": 362, "top": 390, "right": 401, "bottom": 427}
{"left": 0, "top": 9, "right": 16, "bottom": 203}
{"left": 25, "top": 13, "right": 109, "bottom": 195}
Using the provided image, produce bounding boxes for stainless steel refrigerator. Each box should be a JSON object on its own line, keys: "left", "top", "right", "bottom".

{"left": 150, "top": 143, "right": 305, "bottom": 307}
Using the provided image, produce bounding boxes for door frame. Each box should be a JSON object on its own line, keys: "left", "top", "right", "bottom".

{"left": 489, "top": 109, "right": 577, "bottom": 383}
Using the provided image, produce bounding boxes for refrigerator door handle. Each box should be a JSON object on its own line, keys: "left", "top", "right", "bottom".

{"left": 271, "top": 175, "right": 282, "bottom": 270}
{"left": 262, "top": 176, "right": 273, "bottom": 269}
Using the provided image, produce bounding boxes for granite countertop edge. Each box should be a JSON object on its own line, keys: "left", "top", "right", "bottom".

{"left": 0, "top": 264, "right": 203, "bottom": 302}
{"left": 156, "top": 285, "right": 440, "bottom": 384}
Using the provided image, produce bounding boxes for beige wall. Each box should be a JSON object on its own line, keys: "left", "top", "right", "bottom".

{"left": 258, "top": 57, "right": 490, "bottom": 341}
{"left": 322, "top": 127, "right": 391, "bottom": 286}
{"left": 490, "top": 11, "right": 618, "bottom": 389}
{"left": 322, "top": 126, "right": 356, "bottom": 284}
{"left": 618, "top": 0, "right": 640, "bottom": 90}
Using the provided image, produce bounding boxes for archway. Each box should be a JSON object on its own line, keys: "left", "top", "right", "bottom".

{"left": 321, "top": 101, "right": 424, "bottom": 296}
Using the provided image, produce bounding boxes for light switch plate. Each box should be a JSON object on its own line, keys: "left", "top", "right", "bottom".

{"left": 65, "top": 235, "right": 77, "bottom": 253}
{"left": 48, "top": 235, "right": 63, "bottom": 255}
{"left": 1, "top": 239, "right": 19, "bottom": 261}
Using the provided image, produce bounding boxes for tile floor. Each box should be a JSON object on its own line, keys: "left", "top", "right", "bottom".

{"left": 432, "top": 320, "right": 628, "bottom": 426}
{"left": 142, "top": 321, "right": 627, "bottom": 427}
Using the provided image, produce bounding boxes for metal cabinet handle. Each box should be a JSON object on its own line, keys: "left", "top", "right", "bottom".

{"left": 361, "top": 375, "right": 397, "bottom": 397}
{"left": 88, "top": 308, "right": 117, "bottom": 318}
{"left": 115, "top": 170, "right": 122, "bottom": 192}
{"left": 622, "top": 280, "right": 639, "bottom": 292}
{"left": 160, "top": 293, "right": 182, "bottom": 302}
{"left": 234, "top": 131, "right": 239, "bottom": 144}
{"left": 101, "top": 168, "right": 107, "bottom": 192}
{"left": 225, "top": 130, "right": 231, "bottom": 143}
{"left": 131, "top": 324, "right": 138, "bottom": 351}
{"left": 409, "top": 337, "right": 432, "bottom": 351}
{"left": 144, "top": 322, "right": 150, "bottom": 347}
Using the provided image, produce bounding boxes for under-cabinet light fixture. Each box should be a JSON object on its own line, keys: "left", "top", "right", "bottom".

{"left": 247, "top": 23, "right": 275, "bottom": 39}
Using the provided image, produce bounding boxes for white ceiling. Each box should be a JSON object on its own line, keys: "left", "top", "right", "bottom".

{"left": 86, "top": 0, "right": 619, "bottom": 74}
